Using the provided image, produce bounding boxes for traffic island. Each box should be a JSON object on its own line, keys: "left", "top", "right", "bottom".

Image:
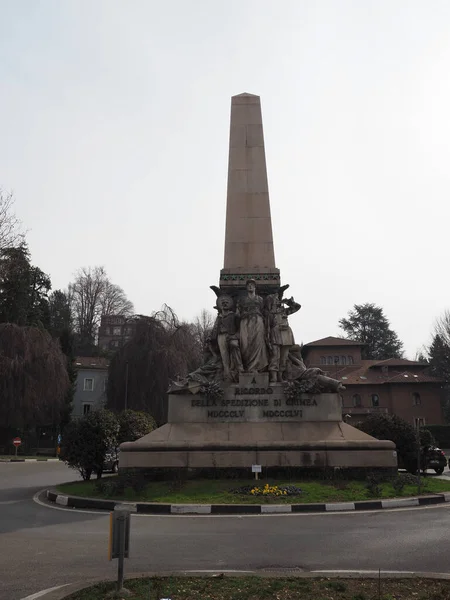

{"left": 47, "top": 474, "right": 450, "bottom": 514}
{"left": 53, "top": 575, "right": 450, "bottom": 600}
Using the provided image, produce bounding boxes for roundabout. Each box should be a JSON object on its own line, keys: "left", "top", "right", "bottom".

{"left": 4, "top": 462, "right": 450, "bottom": 600}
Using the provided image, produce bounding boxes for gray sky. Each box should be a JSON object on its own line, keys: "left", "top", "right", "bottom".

{"left": 1, "top": 0, "right": 450, "bottom": 357}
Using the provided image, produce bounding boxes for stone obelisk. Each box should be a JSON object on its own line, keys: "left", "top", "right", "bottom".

{"left": 118, "top": 93, "right": 397, "bottom": 477}
{"left": 220, "top": 93, "right": 280, "bottom": 293}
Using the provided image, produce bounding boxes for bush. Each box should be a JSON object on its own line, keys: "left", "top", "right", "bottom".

{"left": 94, "top": 473, "right": 148, "bottom": 496}
{"left": 356, "top": 413, "right": 425, "bottom": 465}
{"left": 60, "top": 409, "right": 119, "bottom": 480}
{"left": 117, "top": 409, "right": 156, "bottom": 445}
{"left": 423, "top": 425, "right": 450, "bottom": 449}
{"left": 365, "top": 472, "right": 382, "bottom": 497}
{"left": 391, "top": 475, "right": 405, "bottom": 495}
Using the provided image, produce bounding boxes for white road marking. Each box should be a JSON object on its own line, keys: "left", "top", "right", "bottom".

{"left": 20, "top": 583, "right": 71, "bottom": 600}
{"left": 181, "top": 570, "right": 256, "bottom": 573}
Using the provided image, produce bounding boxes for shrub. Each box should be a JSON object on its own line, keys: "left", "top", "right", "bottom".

{"left": 60, "top": 409, "right": 119, "bottom": 480}
{"left": 391, "top": 475, "right": 405, "bottom": 495}
{"left": 356, "top": 413, "right": 424, "bottom": 466}
{"left": 365, "top": 472, "right": 382, "bottom": 497}
{"left": 423, "top": 425, "right": 450, "bottom": 449}
{"left": 117, "top": 409, "right": 156, "bottom": 445}
{"left": 95, "top": 473, "right": 148, "bottom": 496}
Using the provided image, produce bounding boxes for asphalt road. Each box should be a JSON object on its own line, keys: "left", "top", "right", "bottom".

{"left": 2, "top": 463, "right": 450, "bottom": 600}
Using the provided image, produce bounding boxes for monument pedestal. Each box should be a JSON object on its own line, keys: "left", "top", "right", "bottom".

{"left": 119, "top": 374, "right": 396, "bottom": 473}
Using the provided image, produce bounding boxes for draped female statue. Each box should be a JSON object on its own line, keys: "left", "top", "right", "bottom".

{"left": 236, "top": 279, "right": 268, "bottom": 372}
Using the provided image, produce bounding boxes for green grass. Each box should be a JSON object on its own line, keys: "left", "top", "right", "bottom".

{"left": 64, "top": 575, "right": 450, "bottom": 600}
{"left": 56, "top": 475, "right": 450, "bottom": 504}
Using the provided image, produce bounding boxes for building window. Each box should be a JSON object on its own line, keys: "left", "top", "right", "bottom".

{"left": 334, "top": 356, "right": 339, "bottom": 365}
{"left": 371, "top": 394, "right": 380, "bottom": 407}
{"left": 83, "top": 403, "right": 92, "bottom": 415}
{"left": 414, "top": 417, "right": 425, "bottom": 428}
{"left": 348, "top": 356, "right": 354, "bottom": 365}
{"left": 327, "top": 356, "right": 333, "bottom": 365}
{"left": 341, "top": 356, "right": 347, "bottom": 365}
{"left": 352, "top": 394, "right": 362, "bottom": 407}
{"left": 83, "top": 378, "right": 94, "bottom": 391}
{"left": 113, "top": 327, "right": 121, "bottom": 336}
{"left": 320, "top": 356, "right": 326, "bottom": 365}
{"left": 103, "top": 377, "right": 108, "bottom": 392}
{"left": 413, "top": 392, "right": 421, "bottom": 406}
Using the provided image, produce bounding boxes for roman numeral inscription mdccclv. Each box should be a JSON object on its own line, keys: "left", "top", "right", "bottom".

{"left": 189, "top": 386, "right": 319, "bottom": 421}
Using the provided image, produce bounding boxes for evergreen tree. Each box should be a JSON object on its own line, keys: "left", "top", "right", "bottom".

{"left": 428, "top": 334, "right": 450, "bottom": 422}
{"left": 0, "top": 244, "right": 51, "bottom": 327}
{"left": 339, "top": 303, "right": 403, "bottom": 360}
{"left": 49, "top": 290, "right": 76, "bottom": 431}
{"left": 48, "top": 290, "right": 72, "bottom": 336}
{"left": 429, "top": 334, "right": 450, "bottom": 380}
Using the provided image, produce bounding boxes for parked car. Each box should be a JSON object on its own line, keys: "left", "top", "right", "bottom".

{"left": 399, "top": 446, "right": 447, "bottom": 475}
{"left": 103, "top": 447, "right": 119, "bottom": 473}
{"left": 421, "top": 446, "right": 447, "bottom": 474}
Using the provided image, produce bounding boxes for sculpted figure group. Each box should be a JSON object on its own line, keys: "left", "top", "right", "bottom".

{"left": 180, "top": 279, "right": 344, "bottom": 393}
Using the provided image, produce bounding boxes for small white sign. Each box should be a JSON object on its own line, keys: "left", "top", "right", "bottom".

{"left": 252, "top": 464, "right": 262, "bottom": 473}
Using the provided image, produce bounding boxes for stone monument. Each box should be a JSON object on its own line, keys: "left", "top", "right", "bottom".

{"left": 120, "top": 93, "right": 396, "bottom": 473}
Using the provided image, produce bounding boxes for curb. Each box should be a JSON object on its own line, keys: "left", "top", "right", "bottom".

{"left": 19, "top": 570, "right": 450, "bottom": 600}
{"left": 0, "top": 458, "right": 60, "bottom": 462}
{"left": 45, "top": 488, "right": 450, "bottom": 514}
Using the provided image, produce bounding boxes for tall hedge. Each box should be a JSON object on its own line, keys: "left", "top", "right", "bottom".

{"left": 423, "top": 425, "right": 450, "bottom": 449}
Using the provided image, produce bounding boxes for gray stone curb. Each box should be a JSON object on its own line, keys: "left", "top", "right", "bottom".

{"left": 20, "top": 570, "right": 450, "bottom": 600}
{"left": 0, "top": 458, "right": 59, "bottom": 462}
{"left": 44, "top": 488, "right": 450, "bottom": 514}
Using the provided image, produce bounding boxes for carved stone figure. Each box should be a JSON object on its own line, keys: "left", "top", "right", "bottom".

{"left": 237, "top": 279, "right": 268, "bottom": 372}
{"left": 287, "top": 345, "right": 346, "bottom": 393}
{"left": 168, "top": 340, "right": 223, "bottom": 394}
{"left": 210, "top": 294, "right": 243, "bottom": 382}
{"left": 266, "top": 288, "right": 301, "bottom": 383}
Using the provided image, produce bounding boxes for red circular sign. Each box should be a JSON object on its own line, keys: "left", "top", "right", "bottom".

{"left": 13, "top": 437, "right": 21, "bottom": 447}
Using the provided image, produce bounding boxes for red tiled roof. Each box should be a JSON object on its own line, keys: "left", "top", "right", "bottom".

{"left": 370, "top": 358, "right": 428, "bottom": 368}
{"left": 323, "top": 361, "right": 443, "bottom": 385}
{"left": 75, "top": 356, "right": 110, "bottom": 369}
{"left": 304, "top": 336, "right": 364, "bottom": 347}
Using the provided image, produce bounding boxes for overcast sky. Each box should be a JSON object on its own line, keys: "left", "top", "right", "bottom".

{"left": 1, "top": 0, "right": 450, "bottom": 358}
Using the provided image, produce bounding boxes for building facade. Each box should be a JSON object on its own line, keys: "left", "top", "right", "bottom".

{"left": 98, "top": 315, "right": 137, "bottom": 352}
{"left": 303, "top": 337, "right": 444, "bottom": 426}
{"left": 73, "top": 357, "right": 109, "bottom": 418}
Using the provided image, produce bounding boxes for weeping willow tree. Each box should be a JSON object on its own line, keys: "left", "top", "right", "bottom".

{"left": 0, "top": 323, "right": 70, "bottom": 449}
{"left": 106, "top": 306, "right": 203, "bottom": 425}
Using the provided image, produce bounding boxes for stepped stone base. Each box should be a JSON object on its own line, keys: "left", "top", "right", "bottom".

{"left": 119, "top": 411, "right": 397, "bottom": 471}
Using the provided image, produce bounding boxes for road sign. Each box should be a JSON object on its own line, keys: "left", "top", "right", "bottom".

{"left": 109, "top": 507, "right": 132, "bottom": 592}
{"left": 13, "top": 438, "right": 21, "bottom": 447}
{"left": 251, "top": 464, "right": 261, "bottom": 473}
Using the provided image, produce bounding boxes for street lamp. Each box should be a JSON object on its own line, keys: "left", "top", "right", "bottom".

{"left": 124, "top": 361, "right": 129, "bottom": 411}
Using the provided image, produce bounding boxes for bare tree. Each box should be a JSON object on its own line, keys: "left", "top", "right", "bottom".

{"left": 106, "top": 306, "right": 202, "bottom": 424}
{"left": 434, "top": 310, "right": 450, "bottom": 348}
{"left": 0, "top": 190, "right": 25, "bottom": 249}
{"left": 192, "top": 308, "right": 216, "bottom": 353}
{"left": 99, "top": 279, "right": 134, "bottom": 316}
{"left": 69, "top": 266, "right": 134, "bottom": 346}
